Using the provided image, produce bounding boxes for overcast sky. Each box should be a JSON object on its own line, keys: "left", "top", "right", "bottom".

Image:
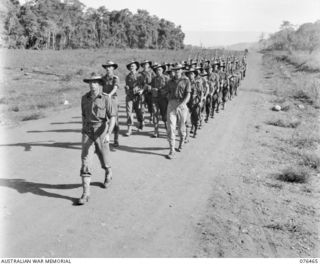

{"left": 22, "top": 0, "right": 320, "bottom": 46}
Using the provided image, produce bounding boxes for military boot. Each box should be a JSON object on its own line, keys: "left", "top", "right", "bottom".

{"left": 103, "top": 168, "right": 113, "bottom": 189}
{"left": 113, "top": 133, "right": 119, "bottom": 147}
{"left": 78, "top": 176, "right": 90, "bottom": 205}
{"left": 184, "top": 128, "right": 190, "bottom": 144}
{"left": 152, "top": 124, "right": 159, "bottom": 138}
{"left": 177, "top": 139, "right": 184, "bottom": 152}
{"left": 166, "top": 149, "right": 175, "bottom": 159}
{"left": 125, "top": 126, "right": 132, "bottom": 137}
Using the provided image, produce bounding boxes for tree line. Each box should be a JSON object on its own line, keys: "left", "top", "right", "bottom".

{"left": 3, "top": 0, "right": 185, "bottom": 50}
{"left": 259, "top": 20, "right": 320, "bottom": 54}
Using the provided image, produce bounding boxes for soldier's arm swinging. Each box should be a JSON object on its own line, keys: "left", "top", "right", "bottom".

{"left": 107, "top": 77, "right": 119, "bottom": 97}
{"left": 182, "top": 92, "right": 191, "bottom": 106}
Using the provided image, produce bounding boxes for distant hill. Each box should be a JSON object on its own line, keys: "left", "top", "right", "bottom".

{"left": 185, "top": 30, "right": 261, "bottom": 47}
{"left": 226, "top": 42, "right": 259, "bottom": 51}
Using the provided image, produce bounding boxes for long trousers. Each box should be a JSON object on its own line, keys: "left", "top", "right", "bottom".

{"left": 126, "top": 94, "right": 144, "bottom": 125}
{"left": 166, "top": 99, "right": 188, "bottom": 150}
{"left": 80, "top": 123, "right": 111, "bottom": 178}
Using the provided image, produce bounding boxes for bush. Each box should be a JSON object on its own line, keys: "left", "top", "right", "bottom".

{"left": 266, "top": 119, "right": 301, "bottom": 128}
{"left": 21, "top": 112, "right": 45, "bottom": 121}
{"left": 299, "top": 152, "right": 320, "bottom": 170}
{"left": 276, "top": 167, "right": 310, "bottom": 183}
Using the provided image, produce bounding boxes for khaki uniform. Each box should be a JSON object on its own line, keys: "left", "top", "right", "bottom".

{"left": 151, "top": 74, "right": 170, "bottom": 134}
{"left": 209, "top": 72, "right": 220, "bottom": 116}
{"left": 80, "top": 92, "right": 116, "bottom": 178}
{"left": 102, "top": 74, "right": 120, "bottom": 142}
{"left": 140, "top": 69, "right": 156, "bottom": 120}
{"left": 125, "top": 72, "right": 144, "bottom": 127}
{"left": 188, "top": 78, "right": 203, "bottom": 137}
{"left": 166, "top": 76, "right": 191, "bottom": 151}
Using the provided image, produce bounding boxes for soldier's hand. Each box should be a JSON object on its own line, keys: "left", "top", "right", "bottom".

{"left": 103, "top": 133, "right": 110, "bottom": 143}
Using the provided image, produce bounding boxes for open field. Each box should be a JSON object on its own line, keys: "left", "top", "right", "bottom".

{"left": 0, "top": 51, "right": 319, "bottom": 257}
{"left": 0, "top": 48, "right": 241, "bottom": 125}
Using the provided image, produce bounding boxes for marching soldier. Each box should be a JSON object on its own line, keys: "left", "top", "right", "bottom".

{"left": 124, "top": 60, "right": 144, "bottom": 136}
{"left": 195, "top": 67, "right": 207, "bottom": 129}
{"left": 204, "top": 64, "right": 215, "bottom": 122}
{"left": 218, "top": 62, "right": 229, "bottom": 110}
{"left": 166, "top": 64, "right": 191, "bottom": 159}
{"left": 79, "top": 73, "right": 116, "bottom": 205}
{"left": 140, "top": 60, "right": 155, "bottom": 125}
{"left": 101, "top": 60, "right": 120, "bottom": 147}
{"left": 150, "top": 63, "right": 170, "bottom": 137}
{"left": 208, "top": 62, "right": 220, "bottom": 118}
{"left": 186, "top": 68, "right": 203, "bottom": 138}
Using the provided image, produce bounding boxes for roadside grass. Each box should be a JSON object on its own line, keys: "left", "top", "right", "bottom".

{"left": 286, "top": 50, "right": 320, "bottom": 72}
{"left": 262, "top": 52, "right": 320, "bottom": 188}
{"left": 298, "top": 151, "right": 320, "bottom": 170}
{"left": 266, "top": 118, "right": 300, "bottom": 128}
{"left": 276, "top": 167, "right": 310, "bottom": 184}
{"left": 21, "top": 112, "right": 45, "bottom": 121}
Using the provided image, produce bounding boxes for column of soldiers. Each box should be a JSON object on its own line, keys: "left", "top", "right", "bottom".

{"left": 78, "top": 55, "right": 247, "bottom": 205}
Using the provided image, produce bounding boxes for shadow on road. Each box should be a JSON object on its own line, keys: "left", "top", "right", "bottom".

{"left": 0, "top": 141, "right": 81, "bottom": 151}
{"left": 0, "top": 178, "right": 80, "bottom": 203}
{"left": 27, "top": 129, "right": 81, "bottom": 133}
{"left": 113, "top": 144, "right": 167, "bottom": 157}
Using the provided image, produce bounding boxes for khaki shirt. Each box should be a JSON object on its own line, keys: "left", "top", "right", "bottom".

{"left": 102, "top": 74, "right": 119, "bottom": 98}
{"left": 125, "top": 72, "right": 141, "bottom": 95}
{"left": 151, "top": 74, "right": 170, "bottom": 98}
{"left": 140, "top": 70, "right": 155, "bottom": 91}
{"left": 167, "top": 76, "right": 191, "bottom": 101}
{"left": 81, "top": 92, "right": 116, "bottom": 127}
{"left": 207, "top": 73, "right": 219, "bottom": 93}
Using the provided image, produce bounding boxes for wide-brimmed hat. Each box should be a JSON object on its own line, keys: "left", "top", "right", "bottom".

{"left": 126, "top": 60, "right": 140, "bottom": 70}
{"left": 83, "top": 72, "right": 103, "bottom": 83}
{"left": 102, "top": 60, "right": 118, "bottom": 69}
{"left": 171, "top": 63, "right": 184, "bottom": 70}
{"left": 140, "top": 60, "right": 152, "bottom": 66}
{"left": 153, "top": 63, "right": 166, "bottom": 72}
{"left": 185, "top": 68, "right": 198, "bottom": 76}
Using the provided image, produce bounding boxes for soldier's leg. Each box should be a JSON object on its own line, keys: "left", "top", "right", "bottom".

{"left": 177, "top": 104, "right": 188, "bottom": 151}
{"left": 158, "top": 97, "right": 168, "bottom": 124}
{"left": 152, "top": 100, "right": 160, "bottom": 137}
{"left": 205, "top": 95, "right": 211, "bottom": 122}
{"left": 79, "top": 133, "right": 94, "bottom": 204}
{"left": 125, "top": 95, "right": 134, "bottom": 136}
{"left": 112, "top": 98, "right": 120, "bottom": 146}
{"left": 134, "top": 96, "right": 144, "bottom": 130}
{"left": 94, "top": 126, "right": 112, "bottom": 188}
{"left": 146, "top": 93, "right": 153, "bottom": 123}
{"left": 211, "top": 95, "right": 217, "bottom": 118}
{"left": 166, "top": 100, "right": 177, "bottom": 158}
{"left": 185, "top": 108, "right": 191, "bottom": 143}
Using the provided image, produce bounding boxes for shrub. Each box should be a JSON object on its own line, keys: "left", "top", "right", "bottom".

{"left": 299, "top": 152, "right": 320, "bottom": 170}
{"left": 266, "top": 119, "right": 301, "bottom": 128}
{"left": 276, "top": 167, "right": 310, "bottom": 184}
{"left": 21, "top": 112, "right": 45, "bottom": 121}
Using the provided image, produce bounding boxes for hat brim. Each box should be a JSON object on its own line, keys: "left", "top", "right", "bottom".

{"left": 126, "top": 62, "right": 140, "bottom": 70}
{"left": 83, "top": 78, "right": 103, "bottom": 83}
{"left": 141, "top": 61, "right": 152, "bottom": 66}
{"left": 153, "top": 65, "right": 166, "bottom": 72}
{"left": 171, "top": 66, "right": 184, "bottom": 71}
{"left": 102, "top": 64, "right": 118, "bottom": 70}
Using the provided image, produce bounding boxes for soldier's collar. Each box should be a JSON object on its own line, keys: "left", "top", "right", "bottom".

{"left": 104, "top": 73, "right": 114, "bottom": 78}
{"left": 87, "top": 92, "right": 102, "bottom": 99}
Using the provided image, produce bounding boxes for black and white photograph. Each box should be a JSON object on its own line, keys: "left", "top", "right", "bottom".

{"left": 0, "top": 0, "right": 319, "bottom": 260}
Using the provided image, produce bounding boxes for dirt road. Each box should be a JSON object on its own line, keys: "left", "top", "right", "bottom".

{"left": 0, "top": 52, "right": 318, "bottom": 257}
